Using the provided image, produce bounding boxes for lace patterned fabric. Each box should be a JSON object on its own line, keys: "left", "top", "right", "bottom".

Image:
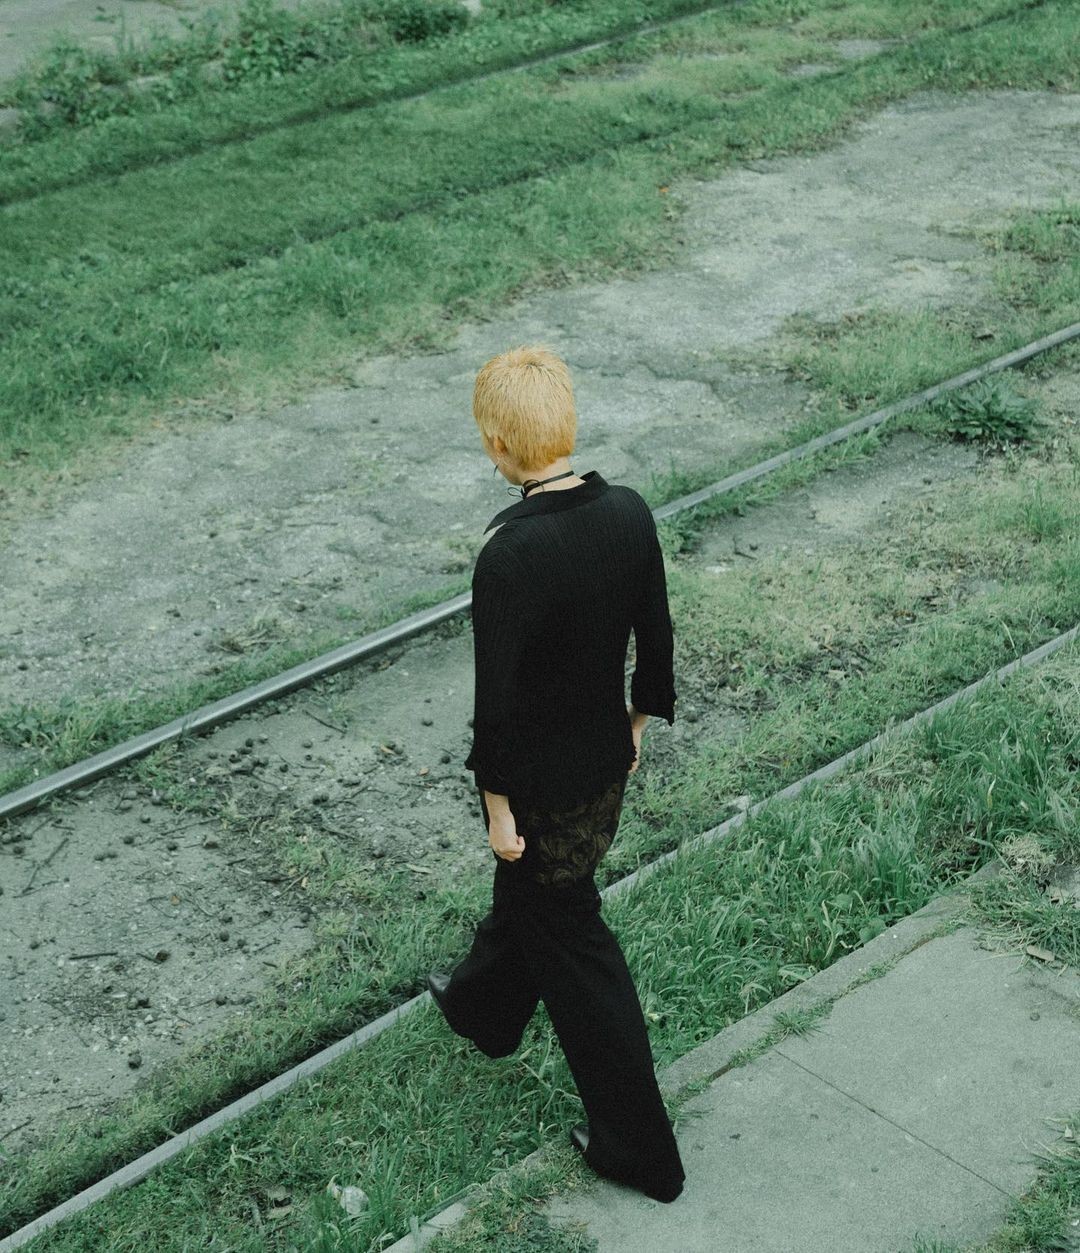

{"left": 482, "top": 771, "right": 629, "bottom": 889}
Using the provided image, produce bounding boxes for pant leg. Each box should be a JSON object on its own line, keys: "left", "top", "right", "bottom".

{"left": 511, "top": 874, "right": 685, "bottom": 1203}
{"left": 436, "top": 876, "right": 541, "bottom": 1058}
{"left": 491, "top": 777, "right": 684, "bottom": 1202}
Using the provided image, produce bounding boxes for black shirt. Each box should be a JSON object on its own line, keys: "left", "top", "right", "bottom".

{"left": 464, "top": 470, "right": 677, "bottom": 810}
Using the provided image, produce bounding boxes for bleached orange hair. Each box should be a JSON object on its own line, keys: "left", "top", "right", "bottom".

{"left": 472, "top": 343, "right": 576, "bottom": 471}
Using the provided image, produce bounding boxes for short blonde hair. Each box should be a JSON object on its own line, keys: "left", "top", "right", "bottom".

{"left": 473, "top": 344, "right": 576, "bottom": 471}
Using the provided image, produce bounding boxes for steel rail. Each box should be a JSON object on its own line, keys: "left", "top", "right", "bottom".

{"left": 3, "top": 620, "right": 1076, "bottom": 1251}
{"left": 2, "top": 319, "right": 1078, "bottom": 825}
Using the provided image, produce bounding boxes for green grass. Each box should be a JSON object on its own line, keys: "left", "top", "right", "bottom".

{"left": 12, "top": 638, "right": 1080, "bottom": 1250}
{"left": 2, "top": 0, "right": 1078, "bottom": 490}
{"left": 5, "top": 359, "right": 1080, "bottom": 1241}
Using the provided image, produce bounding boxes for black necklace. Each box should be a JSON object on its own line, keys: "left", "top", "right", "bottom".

{"left": 514, "top": 469, "right": 578, "bottom": 499}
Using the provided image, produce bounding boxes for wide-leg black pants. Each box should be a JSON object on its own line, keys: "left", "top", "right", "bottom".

{"left": 433, "top": 772, "right": 685, "bottom": 1204}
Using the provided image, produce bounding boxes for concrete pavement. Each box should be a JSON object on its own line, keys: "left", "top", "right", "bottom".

{"left": 541, "top": 863, "right": 1080, "bottom": 1252}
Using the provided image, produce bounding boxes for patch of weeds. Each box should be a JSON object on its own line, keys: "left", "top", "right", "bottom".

{"left": 378, "top": 0, "right": 472, "bottom": 44}
{"left": 12, "top": 39, "right": 129, "bottom": 131}
{"left": 1000, "top": 202, "right": 1080, "bottom": 265}
{"left": 933, "top": 377, "right": 1045, "bottom": 447}
{"left": 1013, "top": 481, "right": 1069, "bottom": 542}
{"left": 220, "top": 0, "right": 356, "bottom": 85}
{"left": 214, "top": 607, "right": 294, "bottom": 655}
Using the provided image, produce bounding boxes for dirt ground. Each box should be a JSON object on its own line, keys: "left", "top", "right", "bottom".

{"left": 2, "top": 87, "right": 1080, "bottom": 1159}
{"left": 1, "top": 90, "right": 1078, "bottom": 779}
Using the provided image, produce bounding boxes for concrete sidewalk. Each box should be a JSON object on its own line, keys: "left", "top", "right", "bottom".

{"left": 539, "top": 862, "right": 1080, "bottom": 1252}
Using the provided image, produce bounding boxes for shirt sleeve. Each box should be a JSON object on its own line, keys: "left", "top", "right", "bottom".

{"left": 630, "top": 524, "right": 677, "bottom": 725}
{"left": 464, "top": 553, "right": 525, "bottom": 795}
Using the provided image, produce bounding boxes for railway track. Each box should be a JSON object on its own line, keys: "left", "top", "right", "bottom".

{"left": 3, "top": 319, "right": 1078, "bottom": 825}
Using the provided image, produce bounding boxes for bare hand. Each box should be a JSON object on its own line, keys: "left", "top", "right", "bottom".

{"left": 489, "top": 810, "right": 525, "bottom": 861}
{"left": 627, "top": 705, "right": 644, "bottom": 774}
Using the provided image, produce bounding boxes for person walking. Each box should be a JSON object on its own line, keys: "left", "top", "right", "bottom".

{"left": 428, "top": 344, "right": 685, "bottom": 1205}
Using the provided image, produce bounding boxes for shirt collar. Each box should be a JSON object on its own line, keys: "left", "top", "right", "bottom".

{"left": 483, "top": 470, "right": 608, "bottom": 533}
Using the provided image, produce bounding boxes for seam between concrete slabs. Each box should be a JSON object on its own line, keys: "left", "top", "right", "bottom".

{"left": 769, "top": 1050, "right": 1013, "bottom": 1200}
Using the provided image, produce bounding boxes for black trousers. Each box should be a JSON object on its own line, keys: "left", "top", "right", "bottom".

{"left": 434, "top": 772, "right": 685, "bottom": 1204}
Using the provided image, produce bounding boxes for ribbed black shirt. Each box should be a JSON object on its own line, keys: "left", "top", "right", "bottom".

{"left": 464, "top": 470, "right": 677, "bottom": 810}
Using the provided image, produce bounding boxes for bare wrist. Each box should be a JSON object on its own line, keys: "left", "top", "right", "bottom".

{"left": 483, "top": 789, "right": 512, "bottom": 816}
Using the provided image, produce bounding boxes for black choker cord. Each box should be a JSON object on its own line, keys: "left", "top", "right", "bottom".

{"left": 515, "top": 469, "right": 578, "bottom": 499}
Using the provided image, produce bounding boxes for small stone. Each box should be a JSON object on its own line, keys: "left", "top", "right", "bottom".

{"left": 221, "top": 913, "right": 233, "bottom": 923}
{"left": 258, "top": 734, "right": 269, "bottom": 743}
{"left": 1030, "top": 1010, "right": 1041, "bottom": 1021}
{"left": 128, "top": 1053, "right": 142, "bottom": 1069}
{"left": 122, "top": 834, "right": 135, "bottom": 845}
{"left": 245, "top": 737, "right": 254, "bottom": 748}
{"left": 279, "top": 761, "right": 289, "bottom": 773}
{"left": 166, "top": 841, "right": 178, "bottom": 852}
{"left": 153, "top": 949, "right": 170, "bottom": 963}
{"left": 302, "top": 739, "right": 313, "bottom": 749}
{"left": 219, "top": 929, "right": 230, "bottom": 942}
{"left": 215, "top": 993, "right": 228, "bottom": 1005}
{"left": 29, "top": 939, "right": 40, "bottom": 950}
{"left": 203, "top": 838, "right": 220, "bottom": 850}
{"left": 421, "top": 717, "right": 433, "bottom": 727}
{"left": 438, "top": 837, "right": 452, "bottom": 849}
{"left": 117, "top": 801, "right": 133, "bottom": 813}
{"left": 440, "top": 753, "right": 451, "bottom": 764}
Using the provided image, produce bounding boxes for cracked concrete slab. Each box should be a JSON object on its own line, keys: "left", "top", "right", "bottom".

{"left": 1, "top": 90, "right": 1078, "bottom": 744}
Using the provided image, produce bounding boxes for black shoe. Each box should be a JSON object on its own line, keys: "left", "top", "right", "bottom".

{"left": 570, "top": 1123, "right": 589, "bottom": 1157}
{"left": 427, "top": 971, "right": 451, "bottom": 1013}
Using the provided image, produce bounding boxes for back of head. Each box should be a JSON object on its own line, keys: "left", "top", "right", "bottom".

{"left": 473, "top": 344, "right": 577, "bottom": 470}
